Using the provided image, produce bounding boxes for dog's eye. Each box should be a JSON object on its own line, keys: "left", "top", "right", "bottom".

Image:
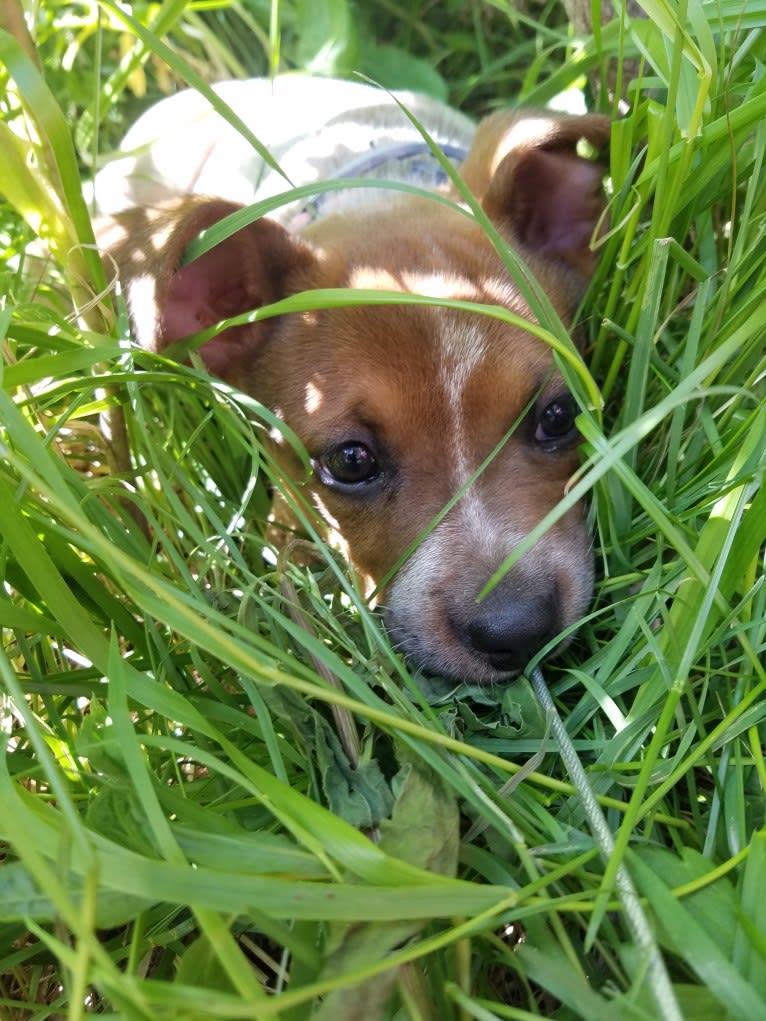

{"left": 535, "top": 395, "right": 580, "bottom": 447}
{"left": 318, "top": 442, "right": 380, "bottom": 488}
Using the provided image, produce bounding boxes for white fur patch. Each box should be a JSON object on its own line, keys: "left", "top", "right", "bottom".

{"left": 438, "top": 317, "right": 498, "bottom": 557}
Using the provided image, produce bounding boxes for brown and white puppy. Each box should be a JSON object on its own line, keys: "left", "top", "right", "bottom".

{"left": 98, "top": 79, "right": 609, "bottom": 682}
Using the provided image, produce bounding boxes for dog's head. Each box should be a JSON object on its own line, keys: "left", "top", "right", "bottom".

{"left": 100, "top": 109, "right": 609, "bottom": 681}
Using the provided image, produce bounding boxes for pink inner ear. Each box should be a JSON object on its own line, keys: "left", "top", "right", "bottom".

{"left": 164, "top": 243, "right": 261, "bottom": 339}
{"left": 163, "top": 258, "right": 220, "bottom": 341}
{"left": 512, "top": 148, "right": 605, "bottom": 263}
{"left": 162, "top": 237, "right": 266, "bottom": 377}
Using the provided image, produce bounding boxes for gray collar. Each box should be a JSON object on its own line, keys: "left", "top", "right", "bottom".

{"left": 289, "top": 140, "right": 468, "bottom": 229}
{"left": 333, "top": 140, "right": 468, "bottom": 179}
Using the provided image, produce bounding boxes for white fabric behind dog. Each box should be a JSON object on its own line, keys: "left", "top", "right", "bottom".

{"left": 93, "top": 76, "right": 475, "bottom": 219}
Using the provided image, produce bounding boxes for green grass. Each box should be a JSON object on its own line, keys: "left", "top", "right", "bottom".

{"left": 1, "top": 0, "right": 766, "bottom": 1019}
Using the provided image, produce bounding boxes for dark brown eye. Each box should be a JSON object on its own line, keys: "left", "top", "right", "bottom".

{"left": 318, "top": 442, "right": 380, "bottom": 487}
{"left": 535, "top": 395, "right": 580, "bottom": 447}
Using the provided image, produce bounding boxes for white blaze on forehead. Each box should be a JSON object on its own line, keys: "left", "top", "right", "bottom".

{"left": 437, "top": 316, "right": 498, "bottom": 556}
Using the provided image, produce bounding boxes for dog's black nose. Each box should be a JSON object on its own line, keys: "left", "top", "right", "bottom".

{"left": 467, "top": 588, "right": 554, "bottom": 672}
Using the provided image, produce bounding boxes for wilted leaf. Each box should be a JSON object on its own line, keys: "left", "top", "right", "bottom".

{"left": 310, "top": 749, "right": 459, "bottom": 1020}
{"left": 315, "top": 722, "right": 395, "bottom": 829}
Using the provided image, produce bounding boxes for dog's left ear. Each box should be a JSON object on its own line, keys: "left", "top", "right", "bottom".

{"left": 460, "top": 111, "right": 610, "bottom": 278}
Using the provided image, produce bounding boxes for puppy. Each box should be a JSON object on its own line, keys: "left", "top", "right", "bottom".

{"left": 98, "top": 77, "right": 609, "bottom": 682}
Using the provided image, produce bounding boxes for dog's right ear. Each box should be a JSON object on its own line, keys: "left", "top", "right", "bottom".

{"left": 98, "top": 197, "right": 315, "bottom": 382}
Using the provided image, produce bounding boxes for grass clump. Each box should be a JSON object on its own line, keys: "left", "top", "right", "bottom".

{"left": 1, "top": 1, "right": 765, "bottom": 1019}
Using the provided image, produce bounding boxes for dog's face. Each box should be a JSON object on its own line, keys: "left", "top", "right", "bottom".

{"left": 101, "top": 110, "right": 609, "bottom": 681}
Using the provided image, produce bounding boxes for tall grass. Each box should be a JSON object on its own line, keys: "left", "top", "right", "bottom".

{"left": 1, "top": 1, "right": 765, "bottom": 1019}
